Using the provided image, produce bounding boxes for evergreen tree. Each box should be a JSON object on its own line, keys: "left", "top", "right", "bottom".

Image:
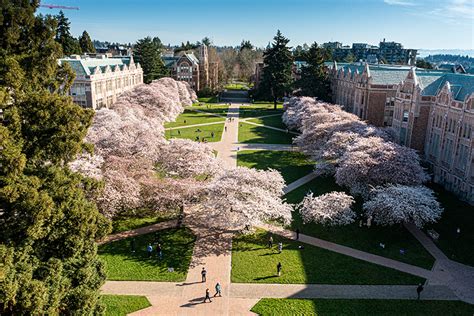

{"left": 258, "top": 30, "right": 293, "bottom": 109}
{"left": 295, "top": 42, "right": 332, "bottom": 102}
{"left": 201, "top": 37, "right": 212, "bottom": 47}
{"left": 240, "top": 40, "right": 253, "bottom": 51}
{"left": 415, "top": 59, "right": 434, "bottom": 69}
{"left": 55, "top": 10, "right": 81, "bottom": 56}
{"left": 0, "top": 1, "right": 109, "bottom": 314}
{"left": 79, "top": 30, "right": 95, "bottom": 54}
{"left": 134, "top": 36, "right": 168, "bottom": 84}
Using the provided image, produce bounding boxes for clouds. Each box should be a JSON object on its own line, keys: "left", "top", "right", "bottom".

{"left": 383, "top": 0, "right": 417, "bottom": 6}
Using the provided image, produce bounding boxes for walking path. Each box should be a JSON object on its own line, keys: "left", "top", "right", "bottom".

{"left": 165, "top": 121, "right": 225, "bottom": 131}
{"left": 283, "top": 172, "right": 318, "bottom": 194}
{"left": 258, "top": 223, "right": 437, "bottom": 281}
{"left": 241, "top": 120, "right": 300, "bottom": 135}
{"left": 237, "top": 143, "right": 297, "bottom": 152}
{"left": 98, "top": 220, "right": 177, "bottom": 245}
{"left": 100, "top": 104, "right": 474, "bottom": 314}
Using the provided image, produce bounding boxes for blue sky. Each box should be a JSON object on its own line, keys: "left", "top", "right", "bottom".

{"left": 37, "top": 0, "right": 473, "bottom": 49}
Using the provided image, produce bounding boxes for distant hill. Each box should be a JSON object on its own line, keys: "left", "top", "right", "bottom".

{"left": 418, "top": 49, "right": 474, "bottom": 58}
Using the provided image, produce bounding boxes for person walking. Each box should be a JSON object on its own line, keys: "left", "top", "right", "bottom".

{"left": 146, "top": 244, "right": 153, "bottom": 258}
{"left": 211, "top": 131, "right": 215, "bottom": 138}
{"left": 224, "top": 126, "right": 227, "bottom": 132}
{"left": 156, "top": 243, "right": 163, "bottom": 260}
{"left": 203, "top": 288, "right": 212, "bottom": 303}
{"left": 296, "top": 228, "right": 300, "bottom": 240}
{"left": 278, "top": 242, "right": 283, "bottom": 254}
{"left": 416, "top": 284, "right": 424, "bottom": 300}
{"left": 201, "top": 267, "right": 207, "bottom": 282}
{"left": 277, "top": 262, "right": 282, "bottom": 277}
{"left": 268, "top": 235, "right": 273, "bottom": 248}
{"left": 214, "top": 282, "right": 222, "bottom": 297}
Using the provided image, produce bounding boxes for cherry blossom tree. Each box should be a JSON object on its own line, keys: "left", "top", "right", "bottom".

{"left": 335, "top": 136, "right": 429, "bottom": 197}
{"left": 155, "top": 139, "right": 222, "bottom": 178}
{"left": 200, "top": 167, "right": 293, "bottom": 230}
{"left": 363, "top": 185, "right": 443, "bottom": 228}
{"left": 298, "top": 191, "right": 355, "bottom": 226}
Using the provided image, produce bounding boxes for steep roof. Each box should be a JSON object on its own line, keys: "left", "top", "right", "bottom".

{"left": 59, "top": 56, "right": 133, "bottom": 76}
{"left": 422, "top": 73, "right": 474, "bottom": 101}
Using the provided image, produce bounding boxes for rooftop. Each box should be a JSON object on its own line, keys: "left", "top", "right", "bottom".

{"left": 59, "top": 55, "right": 139, "bottom": 76}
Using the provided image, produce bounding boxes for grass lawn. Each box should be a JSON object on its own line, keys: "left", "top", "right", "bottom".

{"left": 239, "top": 122, "right": 294, "bottom": 144}
{"left": 246, "top": 115, "right": 287, "bottom": 130}
{"left": 188, "top": 104, "right": 229, "bottom": 116}
{"left": 240, "top": 103, "right": 284, "bottom": 118}
{"left": 225, "top": 83, "right": 249, "bottom": 90}
{"left": 112, "top": 212, "right": 177, "bottom": 234}
{"left": 251, "top": 298, "right": 474, "bottom": 316}
{"left": 284, "top": 177, "right": 435, "bottom": 270}
{"left": 237, "top": 150, "right": 314, "bottom": 184}
{"left": 198, "top": 96, "right": 219, "bottom": 103}
{"left": 426, "top": 184, "right": 474, "bottom": 266}
{"left": 165, "top": 123, "right": 224, "bottom": 143}
{"left": 99, "top": 228, "right": 195, "bottom": 281}
{"left": 231, "top": 230, "right": 425, "bottom": 285}
{"left": 102, "top": 295, "right": 151, "bottom": 316}
{"left": 164, "top": 109, "right": 225, "bottom": 128}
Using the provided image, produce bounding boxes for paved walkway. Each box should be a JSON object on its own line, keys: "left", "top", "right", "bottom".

{"left": 238, "top": 143, "right": 297, "bottom": 152}
{"left": 283, "top": 172, "right": 318, "bottom": 194}
{"left": 209, "top": 103, "right": 241, "bottom": 169}
{"left": 98, "top": 220, "right": 177, "bottom": 245}
{"left": 165, "top": 121, "right": 225, "bottom": 131}
{"left": 241, "top": 120, "right": 300, "bottom": 135}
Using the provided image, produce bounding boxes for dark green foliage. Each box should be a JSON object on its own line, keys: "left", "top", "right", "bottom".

{"left": 0, "top": 1, "right": 109, "bottom": 314}
{"left": 295, "top": 42, "right": 332, "bottom": 102}
{"left": 258, "top": 30, "right": 293, "bottom": 109}
{"left": 79, "top": 30, "right": 95, "bottom": 53}
{"left": 416, "top": 59, "right": 434, "bottom": 69}
{"left": 134, "top": 36, "right": 168, "bottom": 84}
{"left": 240, "top": 40, "right": 253, "bottom": 51}
{"left": 55, "top": 11, "right": 81, "bottom": 56}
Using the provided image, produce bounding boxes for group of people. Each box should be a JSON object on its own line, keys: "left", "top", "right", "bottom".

{"left": 145, "top": 242, "right": 163, "bottom": 259}
{"left": 201, "top": 267, "right": 222, "bottom": 303}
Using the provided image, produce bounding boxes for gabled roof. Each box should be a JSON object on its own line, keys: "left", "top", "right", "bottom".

{"left": 59, "top": 56, "right": 137, "bottom": 76}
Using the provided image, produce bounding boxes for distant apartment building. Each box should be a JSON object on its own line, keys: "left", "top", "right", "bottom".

{"left": 329, "top": 62, "right": 474, "bottom": 204}
{"left": 324, "top": 40, "right": 417, "bottom": 65}
{"left": 162, "top": 45, "right": 219, "bottom": 91}
{"left": 59, "top": 54, "right": 143, "bottom": 109}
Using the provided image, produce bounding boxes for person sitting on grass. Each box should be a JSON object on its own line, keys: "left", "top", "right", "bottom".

{"left": 147, "top": 244, "right": 153, "bottom": 258}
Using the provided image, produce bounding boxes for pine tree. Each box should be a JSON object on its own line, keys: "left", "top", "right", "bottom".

{"left": 55, "top": 10, "right": 81, "bottom": 56}
{"left": 0, "top": 1, "right": 109, "bottom": 314}
{"left": 258, "top": 30, "right": 293, "bottom": 109}
{"left": 134, "top": 36, "right": 168, "bottom": 84}
{"left": 79, "top": 30, "right": 96, "bottom": 54}
{"left": 295, "top": 42, "right": 332, "bottom": 102}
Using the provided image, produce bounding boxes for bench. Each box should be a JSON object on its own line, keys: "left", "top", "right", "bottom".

{"left": 427, "top": 229, "right": 440, "bottom": 241}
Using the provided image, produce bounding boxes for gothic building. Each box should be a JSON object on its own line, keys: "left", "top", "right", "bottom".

{"left": 163, "top": 44, "right": 218, "bottom": 92}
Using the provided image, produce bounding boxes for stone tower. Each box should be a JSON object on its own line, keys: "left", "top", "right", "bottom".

{"left": 199, "top": 44, "right": 209, "bottom": 90}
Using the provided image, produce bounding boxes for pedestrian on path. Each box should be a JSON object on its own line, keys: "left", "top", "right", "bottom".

{"left": 203, "top": 288, "right": 212, "bottom": 303}
{"left": 225, "top": 126, "right": 227, "bottom": 132}
{"left": 201, "top": 267, "right": 207, "bottom": 282}
{"left": 296, "top": 228, "right": 300, "bottom": 240}
{"left": 416, "top": 284, "right": 424, "bottom": 300}
{"left": 130, "top": 238, "right": 136, "bottom": 253}
{"left": 268, "top": 235, "right": 273, "bottom": 248}
{"left": 214, "top": 282, "right": 222, "bottom": 297}
{"left": 156, "top": 243, "right": 163, "bottom": 259}
{"left": 147, "top": 244, "right": 153, "bottom": 258}
{"left": 278, "top": 242, "right": 283, "bottom": 253}
{"left": 277, "top": 262, "right": 282, "bottom": 276}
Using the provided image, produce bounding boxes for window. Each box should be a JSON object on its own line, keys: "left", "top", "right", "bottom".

{"left": 400, "top": 127, "right": 407, "bottom": 145}
{"left": 402, "top": 110, "right": 409, "bottom": 122}
{"left": 457, "top": 144, "right": 469, "bottom": 171}
{"left": 442, "top": 138, "right": 454, "bottom": 164}
{"left": 431, "top": 133, "right": 440, "bottom": 156}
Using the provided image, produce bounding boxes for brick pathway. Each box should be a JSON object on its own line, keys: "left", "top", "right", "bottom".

{"left": 98, "top": 220, "right": 178, "bottom": 245}
{"left": 283, "top": 172, "right": 318, "bottom": 194}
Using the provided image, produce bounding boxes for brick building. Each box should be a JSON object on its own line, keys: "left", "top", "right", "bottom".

{"left": 329, "top": 62, "right": 474, "bottom": 204}
{"left": 59, "top": 54, "right": 143, "bottom": 109}
{"left": 163, "top": 45, "right": 219, "bottom": 91}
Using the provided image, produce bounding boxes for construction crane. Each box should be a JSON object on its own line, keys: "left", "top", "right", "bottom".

{"left": 39, "top": 3, "right": 79, "bottom": 10}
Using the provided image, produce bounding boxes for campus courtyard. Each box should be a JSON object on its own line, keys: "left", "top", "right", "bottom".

{"left": 100, "top": 101, "right": 474, "bottom": 315}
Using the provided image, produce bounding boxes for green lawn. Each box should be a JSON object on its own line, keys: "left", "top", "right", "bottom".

{"left": 237, "top": 150, "right": 313, "bottom": 184}
{"left": 246, "top": 115, "right": 287, "bottom": 130}
{"left": 198, "top": 96, "right": 219, "bottom": 103}
{"left": 188, "top": 104, "right": 229, "bottom": 116}
{"left": 231, "top": 230, "right": 424, "bottom": 285}
{"left": 239, "top": 103, "right": 284, "bottom": 118}
{"left": 251, "top": 298, "right": 474, "bottom": 316}
{"left": 102, "top": 295, "right": 151, "bottom": 316}
{"left": 426, "top": 184, "right": 474, "bottom": 266}
{"left": 99, "top": 228, "right": 195, "bottom": 281}
{"left": 238, "top": 122, "right": 294, "bottom": 144}
{"left": 284, "top": 177, "right": 435, "bottom": 269}
{"left": 225, "top": 83, "right": 249, "bottom": 90}
{"left": 166, "top": 123, "right": 224, "bottom": 143}
{"left": 112, "top": 212, "right": 177, "bottom": 234}
{"left": 164, "top": 109, "right": 225, "bottom": 128}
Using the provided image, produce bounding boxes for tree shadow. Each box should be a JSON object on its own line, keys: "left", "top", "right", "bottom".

{"left": 254, "top": 275, "right": 278, "bottom": 281}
